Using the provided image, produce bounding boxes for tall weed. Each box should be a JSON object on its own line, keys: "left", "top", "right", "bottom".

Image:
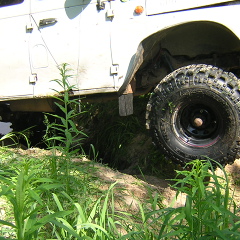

{"left": 140, "top": 159, "right": 240, "bottom": 240}
{"left": 43, "top": 63, "right": 87, "bottom": 191}
{"left": 0, "top": 158, "right": 71, "bottom": 240}
{"left": 44, "top": 63, "right": 87, "bottom": 155}
{"left": 47, "top": 182, "right": 129, "bottom": 240}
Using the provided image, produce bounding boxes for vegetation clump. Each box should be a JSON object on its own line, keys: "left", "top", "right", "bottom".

{"left": 0, "top": 150, "right": 239, "bottom": 239}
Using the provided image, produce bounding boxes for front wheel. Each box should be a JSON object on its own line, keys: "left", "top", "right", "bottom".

{"left": 146, "top": 64, "right": 240, "bottom": 165}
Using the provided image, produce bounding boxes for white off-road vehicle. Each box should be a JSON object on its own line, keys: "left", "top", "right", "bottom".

{"left": 1, "top": 0, "right": 240, "bottom": 164}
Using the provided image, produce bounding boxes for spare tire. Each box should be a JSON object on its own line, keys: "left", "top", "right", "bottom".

{"left": 146, "top": 64, "right": 240, "bottom": 165}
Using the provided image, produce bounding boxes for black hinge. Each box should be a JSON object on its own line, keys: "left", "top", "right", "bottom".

{"left": 97, "top": 0, "right": 105, "bottom": 10}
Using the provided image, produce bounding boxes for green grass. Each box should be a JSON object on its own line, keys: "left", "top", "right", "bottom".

{"left": 143, "top": 159, "right": 240, "bottom": 240}
{"left": 0, "top": 155, "right": 70, "bottom": 240}
{"left": 0, "top": 149, "right": 239, "bottom": 239}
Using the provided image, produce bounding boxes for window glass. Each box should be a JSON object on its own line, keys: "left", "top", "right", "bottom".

{"left": 0, "top": 0, "right": 24, "bottom": 8}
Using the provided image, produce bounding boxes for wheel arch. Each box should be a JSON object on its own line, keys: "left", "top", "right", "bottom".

{"left": 119, "top": 20, "right": 240, "bottom": 96}
{"left": 149, "top": 20, "right": 240, "bottom": 57}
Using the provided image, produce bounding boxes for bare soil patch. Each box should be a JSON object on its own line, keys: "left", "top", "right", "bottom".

{"left": 92, "top": 158, "right": 240, "bottom": 209}
{"left": 2, "top": 148, "right": 240, "bottom": 212}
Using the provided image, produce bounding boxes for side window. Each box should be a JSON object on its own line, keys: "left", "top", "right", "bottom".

{"left": 0, "top": 0, "right": 24, "bottom": 8}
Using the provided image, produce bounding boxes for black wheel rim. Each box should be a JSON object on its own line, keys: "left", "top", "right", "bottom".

{"left": 172, "top": 101, "right": 223, "bottom": 148}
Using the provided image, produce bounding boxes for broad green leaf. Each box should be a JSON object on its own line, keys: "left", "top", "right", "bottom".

{"left": 38, "top": 183, "right": 63, "bottom": 191}
{"left": 52, "top": 193, "right": 64, "bottom": 211}
{"left": 45, "top": 112, "right": 64, "bottom": 119}
{"left": 50, "top": 79, "right": 64, "bottom": 88}
{"left": 65, "top": 131, "right": 72, "bottom": 143}
{"left": 16, "top": 170, "right": 25, "bottom": 212}
{"left": 0, "top": 219, "right": 16, "bottom": 228}
{"left": 33, "top": 178, "right": 57, "bottom": 184}
{"left": 55, "top": 102, "right": 67, "bottom": 115}
{"left": 28, "top": 189, "right": 43, "bottom": 205}
{"left": 0, "top": 185, "right": 14, "bottom": 197}
{"left": 79, "top": 223, "right": 109, "bottom": 237}
{"left": 87, "top": 198, "right": 102, "bottom": 223}
{"left": 46, "top": 137, "right": 65, "bottom": 142}
{"left": 74, "top": 202, "right": 86, "bottom": 223}
{"left": 27, "top": 211, "right": 73, "bottom": 234}
{"left": 50, "top": 219, "right": 84, "bottom": 240}
{"left": 67, "top": 109, "right": 75, "bottom": 119}
{"left": 0, "top": 237, "right": 15, "bottom": 240}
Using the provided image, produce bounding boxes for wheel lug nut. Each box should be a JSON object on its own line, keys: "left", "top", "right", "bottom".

{"left": 193, "top": 118, "right": 203, "bottom": 127}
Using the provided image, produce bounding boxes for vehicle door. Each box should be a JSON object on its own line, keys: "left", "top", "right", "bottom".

{"left": 29, "top": 0, "right": 114, "bottom": 96}
{"left": 0, "top": 0, "right": 33, "bottom": 98}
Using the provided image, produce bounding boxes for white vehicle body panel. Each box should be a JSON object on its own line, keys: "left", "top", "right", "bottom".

{"left": 111, "top": 1, "right": 240, "bottom": 89}
{"left": 146, "top": 0, "right": 235, "bottom": 15}
{"left": 0, "top": 1, "right": 33, "bottom": 98}
{"left": 30, "top": 0, "right": 114, "bottom": 96}
{"left": 0, "top": 0, "right": 239, "bottom": 101}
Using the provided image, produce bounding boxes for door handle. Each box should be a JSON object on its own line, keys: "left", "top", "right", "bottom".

{"left": 39, "top": 18, "right": 57, "bottom": 27}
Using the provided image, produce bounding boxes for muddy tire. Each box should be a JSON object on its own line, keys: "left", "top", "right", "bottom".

{"left": 146, "top": 64, "right": 240, "bottom": 165}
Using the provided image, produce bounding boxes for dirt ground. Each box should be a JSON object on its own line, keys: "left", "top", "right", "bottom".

{"left": 19, "top": 148, "right": 240, "bottom": 210}
{"left": 1, "top": 147, "right": 240, "bottom": 213}
{"left": 93, "top": 158, "right": 240, "bottom": 210}
{"left": 93, "top": 161, "right": 187, "bottom": 209}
